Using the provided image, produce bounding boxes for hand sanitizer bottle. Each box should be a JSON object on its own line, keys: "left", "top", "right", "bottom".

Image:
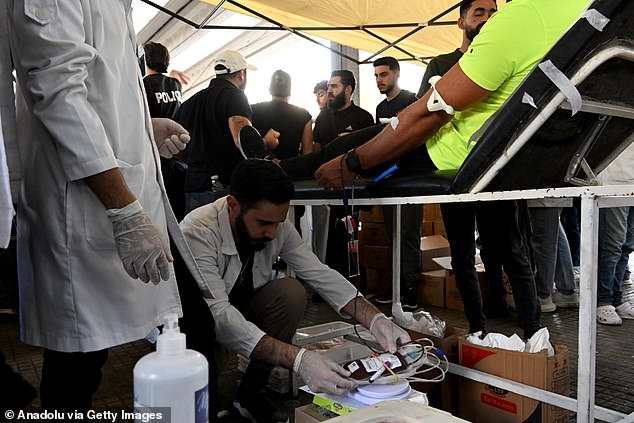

{"left": 134, "top": 314, "right": 209, "bottom": 423}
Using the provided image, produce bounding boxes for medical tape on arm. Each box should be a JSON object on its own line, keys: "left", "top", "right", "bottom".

{"left": 426, "top": 76, "right": 455, "bottom": 115}
{"left": 538, "top": 60, "right": 582, "bottom": 115}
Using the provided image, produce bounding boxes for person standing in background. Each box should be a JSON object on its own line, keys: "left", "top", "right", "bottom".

{"left": 143, "top": 41, "right": 183, "bottom": 119}
{"left": 251, "top": 70, "right": 314, "bottom": 158}
{"left": 312, "top": 70, "right": 374, "bottom": 150}
{"left": 313, "top": 80, "right": 329, "bottom": 113}
{"left": 372, "top": 57, "right": 421, "bottom": 309}
{"left": 177, "top": 50, "right": 278, "bottom": 214}
{"left": 143, "top": 41, "right": 188, "bottom": 221}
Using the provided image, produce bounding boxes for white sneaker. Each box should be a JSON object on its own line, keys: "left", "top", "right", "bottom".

{"left": 552, "top": 291, "right": 579, "bottom": 308}
{"left": 615, "top": 302, "right": 634, "bottom": 319}
{"left": 539, "top": 296, "right": 556, "bottom": 313}
{"left": 597, "top": 305, "right": 622, "bottom": 325}
{"left": 573, "top": 266, "right": 581, "bottom": 289}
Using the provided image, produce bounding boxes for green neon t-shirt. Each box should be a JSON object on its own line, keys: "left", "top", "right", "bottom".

{"left": 426, "top": 0, "right": 590, "bottom": 170}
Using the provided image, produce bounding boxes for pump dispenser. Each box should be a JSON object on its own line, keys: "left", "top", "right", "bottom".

{"left": 134, "top": 314, "right": 209, "bottom": 423}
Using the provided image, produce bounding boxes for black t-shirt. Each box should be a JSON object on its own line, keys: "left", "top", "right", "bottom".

{"left": 416, "top": 49, "right": 463, "bottom": 98}
{"left": 176, "top": 78, "right": 252, "bottom": 191}
{"left": 143, "top": 73, "right": 182, "bottom": 119}
{"left": 375, "top": 89, "right": 417, "bottom": 123}
{"left": 251, "top": 100, "right": 312, "bottom": 160}
{"left": 313, "top": 103, "right": 374, "bottom": 147}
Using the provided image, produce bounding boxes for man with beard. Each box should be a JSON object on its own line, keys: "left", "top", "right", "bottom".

{"left": 416, "top": 0, "right": 497, "bottom": 97}
{"left": 372, "top": 57, "right": 422, "bottom": 309}
{"left": 315, "top": 0, "right": 591, "bottom": 338}
{"left": 177, "top": 50, "right": 279, "bottom": 214}
{"left": 313, "top": 70, "right": 374, "bottom": 150}
{"left": 312, "top": 70, "right": 373, "bottom": 279}
{"left": 180, "top": 160, "right": 410, "bottom": 422}
{"left": 415, "top": 0, "right": 527, "bottom": 327}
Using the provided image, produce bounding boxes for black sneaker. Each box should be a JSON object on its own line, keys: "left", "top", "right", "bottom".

{"left": 374, "top": 291, "right": 393, "bottom": 304}
{"left": 401, "top": 287, "right": 419, "bottom": 310}
{"left": 233, "top": 389, "right": 289, "bottom": 423}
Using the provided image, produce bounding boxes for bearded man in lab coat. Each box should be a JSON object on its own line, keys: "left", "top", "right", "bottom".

{"left": 4, "top": 1, "right": 205, "bottom": 414}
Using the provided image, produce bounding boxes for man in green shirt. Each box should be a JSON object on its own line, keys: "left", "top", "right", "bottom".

{"left": 316, "top": 0, "right": 590, "bottom": 337}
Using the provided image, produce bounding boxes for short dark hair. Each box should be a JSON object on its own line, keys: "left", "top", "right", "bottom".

{"left": 459, "top": 0, "right": 496, "bottom": 18}
{"left": 331, "top": 70, "right": 356, "bottom": 94}
{"left": 373, "top": 57, "right": 400, "bottom": 71}
{"left": 230, "top": 160, "right": 295, "bottom": 210}
{"left": 270, "top": 69, "right": 291, "bottom": 97}
{"left": 143, "top": 42, "right": 170, "bottom": 74}
{"left": 313, "top": 80, "right": 328, "bottom": 94}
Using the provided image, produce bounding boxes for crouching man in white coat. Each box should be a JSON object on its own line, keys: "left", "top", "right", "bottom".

{"left": 181, "top": 159, "right": 411, "bottom": 422}
{"left": 4, "top": 0, "right": 206, "bottom": 414}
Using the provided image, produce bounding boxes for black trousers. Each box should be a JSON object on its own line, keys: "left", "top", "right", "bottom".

{"left": 441, "top": 200, "right": 541, "bottom": 338}
{"left": 40, "top": 348, "right": 109, "bottom": 416}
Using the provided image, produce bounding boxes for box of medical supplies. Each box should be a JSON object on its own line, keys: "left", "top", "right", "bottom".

{"left": 420, "top": 269, "right": 446, "bottom": 307}
{"left": 458, "top": 338, "right": 570, "bottom": 423}
{"left": 420, "top": 235, "right": 451, "bottom": 271}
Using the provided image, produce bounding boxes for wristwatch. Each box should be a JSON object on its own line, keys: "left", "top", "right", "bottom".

{"left": 345, "top": 149, "right": 362, "bottom": 173}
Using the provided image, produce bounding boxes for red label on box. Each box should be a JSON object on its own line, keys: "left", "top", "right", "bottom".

{"left": 481, "top": 392, "right": 517, "bottom": 414}
{"left": 461, "top": 344, "right": 497, "bottom": 368}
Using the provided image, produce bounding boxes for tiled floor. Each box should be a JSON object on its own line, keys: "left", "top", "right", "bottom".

{"left": 2, "top": 290, "right": 634, "bottom": 422}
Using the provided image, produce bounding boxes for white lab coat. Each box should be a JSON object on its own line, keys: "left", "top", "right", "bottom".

{"left": 5, "top": 0, "right": 204, "bottom": 352}
{"left": 180, "top": 198, "right": 359, "bottom": 358}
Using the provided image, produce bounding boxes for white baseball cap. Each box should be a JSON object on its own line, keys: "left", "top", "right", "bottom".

{"left": 213, "top": 50, "right": 257, "bottom": 75}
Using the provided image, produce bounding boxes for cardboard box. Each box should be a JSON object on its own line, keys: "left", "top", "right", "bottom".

{"left": 458, "top": 338, "right": 570, "bottom": 423}
{"left": 420, "top": 269, "right": 446, "bottom": 308}
{"left": 433, "top": 219, "right": 446, "bottom": 236}
{"left": 358, "top": 222, "right": 390, "bottom": 246}
{"left": 444, "top": 270, "right": 488, "bottom": 312}
{"left": 420, "top": 235, "right": 451, "bottom": 271}
{"left": 360, "top": 206, "right": 384, "bottom": 223}
{"left": 424, "top": 203, "right": 440, "bottom": 221}
{"left": 362, "top": 268, "right": 390, "bottom": 293}
{"left": 359, "top": 245, "right": 391, "bottom": 271}
{"left": 295, "top": 404, "right": 337, "bottom": 423}
{"left": 444, "top": 272, "right": 464, "bottom": 311}
{"left": 421, "top": 220, "right": 435, "bottom": 236}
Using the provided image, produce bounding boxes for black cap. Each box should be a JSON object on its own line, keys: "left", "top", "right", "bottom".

{"left": 269, "top": 69, "right": 291, "bottom": 97}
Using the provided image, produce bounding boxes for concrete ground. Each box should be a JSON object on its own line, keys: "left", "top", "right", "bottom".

{"left": 2, "top": 288, "right": 633, "bottom": 422}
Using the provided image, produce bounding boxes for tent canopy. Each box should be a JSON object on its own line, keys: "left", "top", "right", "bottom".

{"left": 199, "top": 0, "right": 487, "bottom": 63}
{"left": 144, "top": 0, "right": 508, "bottom": 63}
{"left": 137, "top": 0, "right": 507, "bottom": 96}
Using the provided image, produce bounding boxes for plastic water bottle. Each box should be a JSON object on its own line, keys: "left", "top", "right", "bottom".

{"left": 133, "top": 314, "right": 209, "bottom": 423}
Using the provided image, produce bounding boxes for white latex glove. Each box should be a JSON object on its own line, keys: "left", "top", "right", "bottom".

{"left": 106, "top": 200, "right": 172, "bottom": 284}
{"left": 296, "top": 349, "right": 357, "bottom": 395}
{"left": 151, "top": 118, "right": 190, "bottom": 158}
{"left": 369, "top": 313, "right": 412, "bottom": 353}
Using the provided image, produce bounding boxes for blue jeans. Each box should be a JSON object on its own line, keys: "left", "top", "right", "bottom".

{"left": 597, "top": 206, "right": 634, "bottom": 306}
{"left": 528, "top": 207, "right": 576, "bottom": 298}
